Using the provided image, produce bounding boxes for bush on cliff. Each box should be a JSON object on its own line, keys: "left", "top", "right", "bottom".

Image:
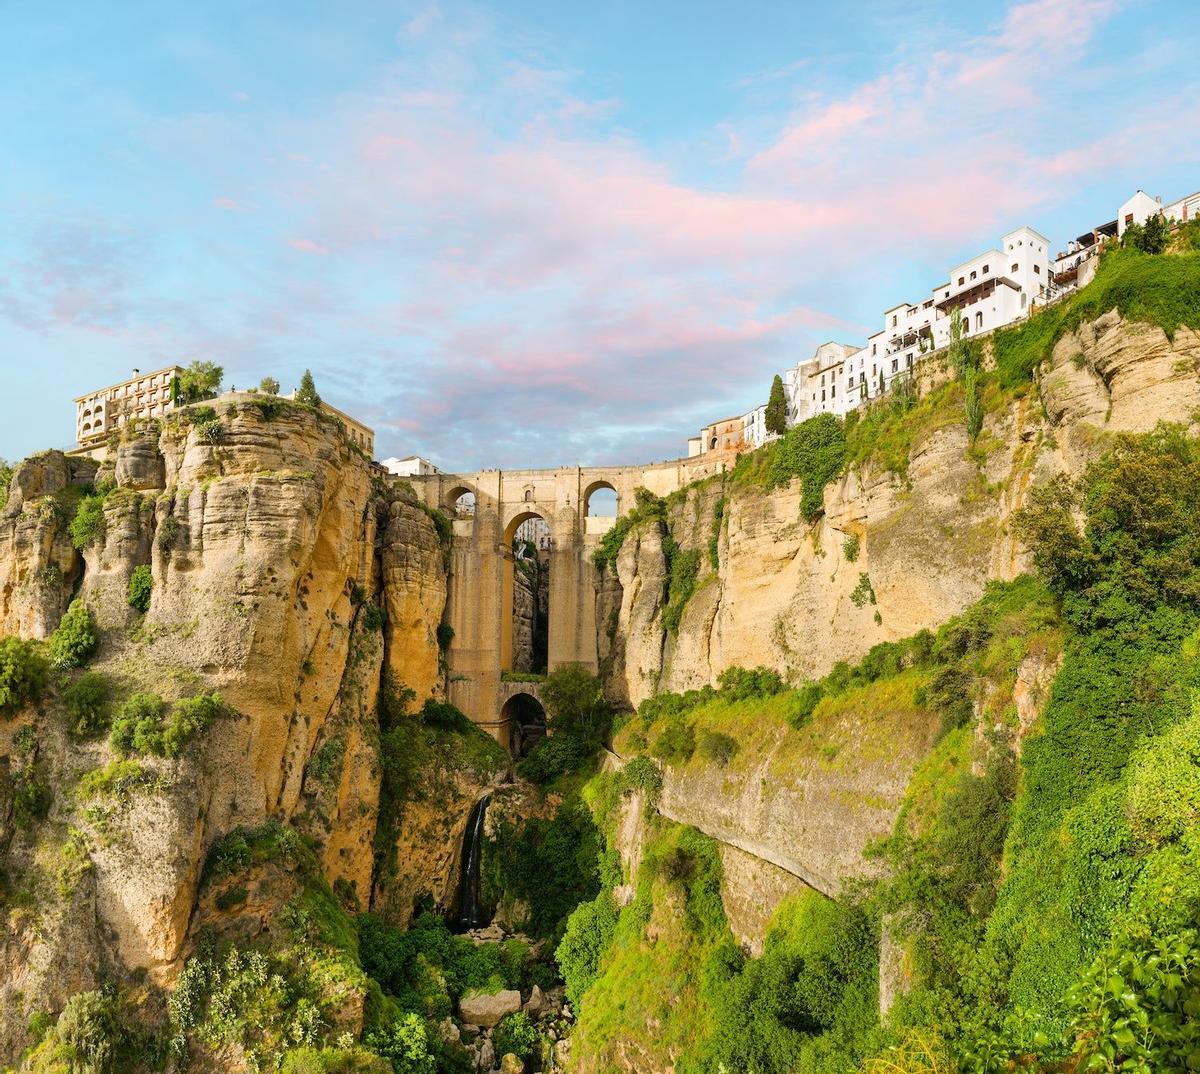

{"left": 64, "top": 671, "right": 112, "bottom": 737}
{"left": 49, "top": 600, "right": 98, "bottom": 669}
{"left": 0, "top": 635, "right": 48, "bottom": 715}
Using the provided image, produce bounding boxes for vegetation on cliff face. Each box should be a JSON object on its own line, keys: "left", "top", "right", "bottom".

{"left": 562, "top": 425, "right": 1200, "bottom": 1074}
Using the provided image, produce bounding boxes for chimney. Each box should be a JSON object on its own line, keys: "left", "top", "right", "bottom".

{"left": 132, "top": 368, "right": 140, "bottom": 377}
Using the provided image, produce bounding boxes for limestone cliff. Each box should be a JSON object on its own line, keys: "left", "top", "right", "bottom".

{"left": 595, "top": 310, "right": 1199, "bottom": 952}
{"left": 0, "top": 398, "right": 459, "bottom": 1061}
{"left": 603, "top": 313, "right": 1200, "bottom": 708}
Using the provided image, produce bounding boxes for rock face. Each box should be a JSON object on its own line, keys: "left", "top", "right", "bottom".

{"left": 0, "top": 398, "right": 453, "bottom": 1057}
{"left": 598, "top": 310, "right": 1200, "bottom": 952}
{"left": 0, "top": 451, "right": 96, "bottom": 638}
{"left": 603, "top": 314, "right": 1200, "bottom": 710}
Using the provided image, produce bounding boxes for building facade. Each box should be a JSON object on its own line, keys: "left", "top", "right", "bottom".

{"left": 74, "top": 366, "right": 184, "bottom": 450}
{"left": 382, "top": 455, "right": 442, "bottom": 477}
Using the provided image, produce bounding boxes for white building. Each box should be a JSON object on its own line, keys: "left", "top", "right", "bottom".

{"left": 383, "top": 455, "right": 442, "bottom": 477}
{"left": 74, "top": 365, "right": 184, "bottom": 450}
{"left": 742, "top": 402, "right": 770, "bottom": 449}
{"left": 1118, "top": 187, "right": 1200, "bottom": 236}
{"left": 786, "top": 341, "right": 865, "bottom": 424}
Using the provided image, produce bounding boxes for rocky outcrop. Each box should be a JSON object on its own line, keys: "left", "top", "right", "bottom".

{"left": 603, "top": 312, "right": 1200, "bottom": 709}
{"left": 0, "top": 399, "right": 451, "bottom": 1057}
{"left": 0, "top": 451, "right": 96, "bottom": 638}
{"left": 380, "top": 490, "right": 448, "bottom": 700}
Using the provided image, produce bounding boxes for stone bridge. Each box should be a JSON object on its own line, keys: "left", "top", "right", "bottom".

{"left": 404, "top": 456, "right": 728, "bottom": 744}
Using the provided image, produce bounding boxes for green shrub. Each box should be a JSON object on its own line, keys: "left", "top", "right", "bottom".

{"left": 542, "top": 664, "right": 612, "bottom": 747}
{"left": 593, "top": 487, "right": 666, "bottom": 571}
{"left": 365, "top": 1014, "right": 436, "bottom": 1074}
{"left": 49, "top": 600, "right": 98, "bottom": 669}
{"left": 765, "top": 412, "right": 845, "bottom": 521}
{"left": 47, "top": 988, "right": 125, "bottom": 1074}
{"left": 110, "top": 693, "right": 167, "bottom": 755}
{"left": 308, "top": 738, "right": 346, "bottom": 785}
{"left": 662, "top": 545, "right": 700, "bottom": 635}
{"left": 849, "top": 572, "right": 876, "bottom": 608}
{"left": 516, "top": 734, "right": 591, "bottom": 785}
{"left": 0, "top": 635, "right": 49, "bottom": 715}
{"left": 709, "top": 496, "right": 726, "bottom": 570}
{"left": 494, "top": 1011, "right": 540, "bottom": 1061}
{"left": 64, "top": 672, "right": 112, "bottom": 736}
{"left": 14, "top": 765, "right": 51, "bottom": 827}
{"left": 127, "top": 564, "right": 153, "bottom": 612}
{"left": 651, "top": 717, "right": 695, "bottom": 764}
{"left": 482, "top": 800, "right": 604, "bottom": 940}
{"left": 77, "top": 759, "right": 152, "bottom": 801}
{"left": 204, "top": 819, "right": 306, "bottom": 881}
{"left": 0, "top": 458, "right": 12, "bottom": 511}
{"left": 556, "top": 891, "right": 620, "bottom": 1009}
{"left": 196, "top": 418, "right": 224, "bottom": 445}
{"left": 696, "top": 729, "right": 738, "bottom": 766}
{"left": 717, "top": 665, "right": 785, "bottom": 700}
{"left": 69, "top": 493, "right": 108, "bottom": 549}
{"left": 842, "top": 533, "right": 860, "bottom": 561}
{"left": 162, "top": 692, "right": 225, "bottom": 756}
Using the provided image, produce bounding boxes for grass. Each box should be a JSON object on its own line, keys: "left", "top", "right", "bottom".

{"left": 992, "top": 245, "right": 1200, "bottom": 390}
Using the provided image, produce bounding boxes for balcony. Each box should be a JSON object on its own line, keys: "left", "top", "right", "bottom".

{"left": 934, "top": 275, "right": 1020, "bottom": 312}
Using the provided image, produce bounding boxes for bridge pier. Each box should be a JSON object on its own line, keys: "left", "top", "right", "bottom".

{"left": 407, "top": 457, "right": 728, "bottom": 739}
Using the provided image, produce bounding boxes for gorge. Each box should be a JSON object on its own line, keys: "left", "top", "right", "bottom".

{"left": 2, "top": 238, "right": 1200, "bottom": 1073}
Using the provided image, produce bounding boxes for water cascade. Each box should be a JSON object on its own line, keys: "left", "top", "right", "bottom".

{"left": 455, "top": 793, "right": 491, "bottom": 930}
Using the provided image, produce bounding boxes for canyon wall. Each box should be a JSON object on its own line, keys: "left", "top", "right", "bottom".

{"left": 0, "top": 399, "right": 463, "bottom": 1059}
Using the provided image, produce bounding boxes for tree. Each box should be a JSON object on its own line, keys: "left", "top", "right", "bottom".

{"left": 174, "top": 360, "right": 223, "bottom": 404}
{"left": 258, "top": 376, "right": 280, "bottom": 395}
{"left": 295, "top": 369, "right": 321, "bottom": 408}
{"left": 541, "top": 664, "right": 612, "bottom": 746}
{"left": 764, "top": 374, "right": 788, "bottom": 437}
{"left": 0, "top": 458, "right": 12, "bottom": 511}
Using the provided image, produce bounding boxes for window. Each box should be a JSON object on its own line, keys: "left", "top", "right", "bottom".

{"left": 958, "top": 276, "right": 965, "bottom": 285}
{"left": 872, "top": 343, "right": 877, "bottom": 355}
{"left": 945, "top": 290, "right": 950, "bottom": 298}
{"left": 906, "top": 355, "right": 913, "bottom": 368}
{"left": 970, "top": 271, "right": 977, "bottom": 281}
{"left": 892, "top": 314, "right": 897, "bottom": 327}
{"left": 891, "top": 358, "right": 898, "bottom": 373}
{"left": 821, "top": 390, "right": 826, "bottom": 402}
{"left": 1033, "top": 264, "right": 1041, "bottom": 275}
{"left": 1125, "top": 213, "right": 1134, "bottom": 225}
{"left": 1012, "top": 262, "right": 1019, "bottom": 273}
{"left": 963, "top": 320, "right": 970, "bottom": 334}
{"left": 982, "top": 264, "right": 989, "bottom": 274}
{"left": 831, "top": 384, "right": 836, "bottom": 398}
{"left": 1021, "top": 293, "right": 1027, "bottom": 309}
{"left": 976, "top": 311, "right": 983, "bottom": 330}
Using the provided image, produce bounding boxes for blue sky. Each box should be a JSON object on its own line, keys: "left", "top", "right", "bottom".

{"left": 2, "top": 0, "right": 1198, "bottom": 470}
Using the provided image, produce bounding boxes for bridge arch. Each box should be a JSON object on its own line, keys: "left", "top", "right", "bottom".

{"left": 501, "top": 510, "right": 551, "bottom": 674}
{"left": 500, "top": 690, "right": 547, "bottom": 757}
{"left": 446, "top": 485, "right": 475, "bottom": 517}
{"left": 583, "top": 480, "right": 618, "bottom": 518}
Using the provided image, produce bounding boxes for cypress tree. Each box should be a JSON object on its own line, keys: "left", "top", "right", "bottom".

{"left": 296, "top": 369, "right": 321, "bottom": 408}
{"left": 765, "top": 374, "right": 788, "bottom": 436}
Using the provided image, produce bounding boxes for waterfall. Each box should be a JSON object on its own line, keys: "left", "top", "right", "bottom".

{"left": 455, "top": 793, "right": 491, "bottom": 930}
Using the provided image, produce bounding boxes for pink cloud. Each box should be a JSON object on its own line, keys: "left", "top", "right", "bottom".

{"left": 287, "top": 238, "right": 330, "bottom": 256}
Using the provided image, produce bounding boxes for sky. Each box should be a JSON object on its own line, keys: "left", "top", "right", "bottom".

{"left": 1, "top": 0, "right": 1199, "bottom": 471}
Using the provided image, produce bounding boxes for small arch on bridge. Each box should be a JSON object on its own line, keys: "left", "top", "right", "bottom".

{"left": 502, "top": 692, "right": 547, "bottom": 757}
{"left": 446, "top": 485, "right": 476, "bottom": 518}
{"left": 583, "top": 480, "right": 618, "bottom": 518}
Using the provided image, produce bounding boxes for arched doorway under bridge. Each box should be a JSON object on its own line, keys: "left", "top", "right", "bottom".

{"left": 499, "top": 688, "right": 547, "bottom": 757}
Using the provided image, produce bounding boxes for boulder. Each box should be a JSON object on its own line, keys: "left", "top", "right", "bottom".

{"left": 499, "top": 1054, "right": 524, "bottom": 1074}
{"left": 475, "top": 1037, "right": 495, "bottom": 1072}
{"left": 522, "top": 984, "right": 546, "bottom": 1017}
{"left": 459, "top": 989, "right": 521, "bottom": 1029}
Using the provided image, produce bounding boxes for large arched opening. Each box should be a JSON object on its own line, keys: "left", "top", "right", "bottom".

{"left": 501, "top": 692, "right": 547, "bottom": 758}
{"left": 445, "top": 486, "right": 476, "bottom": 518}
{"left": 583, "top": 480, "right": 618, "bottom": 518}
{"left": 501, "top": 511, "right": 551, "bottom": 675}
